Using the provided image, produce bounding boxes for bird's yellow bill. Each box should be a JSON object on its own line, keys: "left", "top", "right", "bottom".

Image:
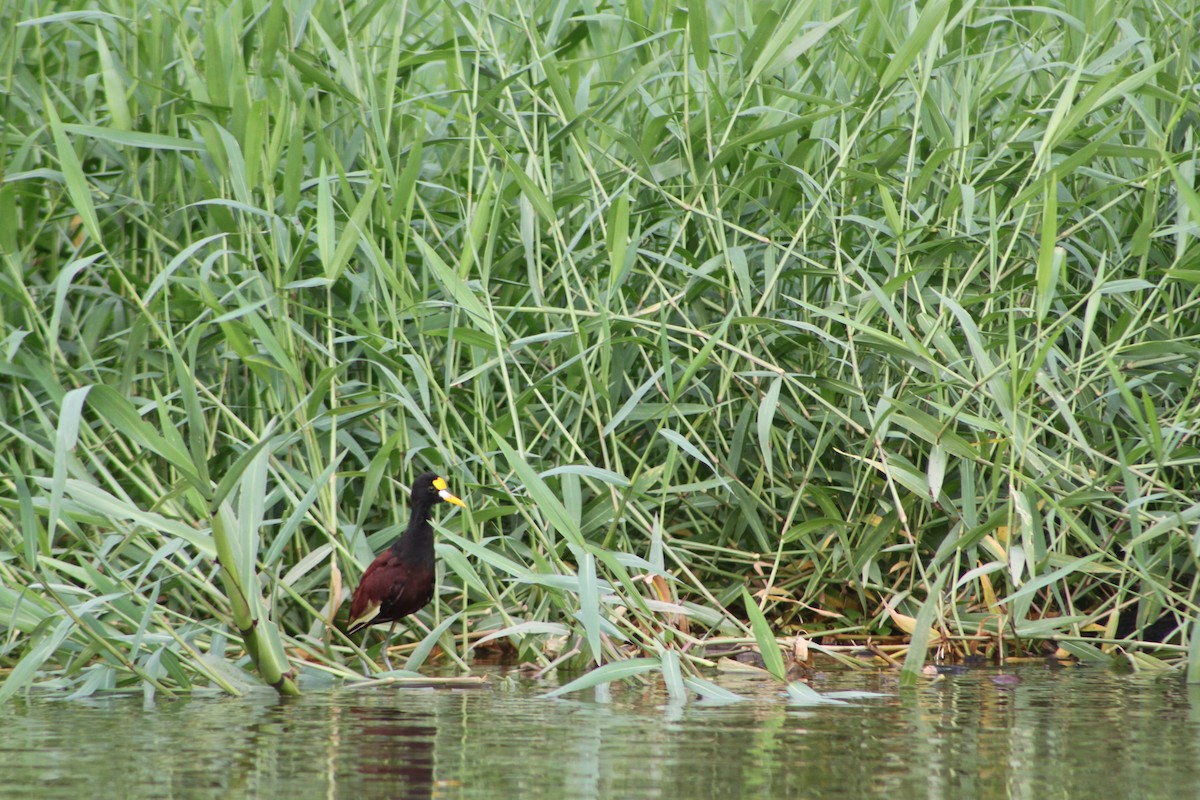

{"left": 433, "top": 475, "right": 467, "bottom": 507}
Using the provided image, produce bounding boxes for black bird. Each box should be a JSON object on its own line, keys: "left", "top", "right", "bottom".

{"left": 348, "top": 471, "right": 465, "bottom": 670}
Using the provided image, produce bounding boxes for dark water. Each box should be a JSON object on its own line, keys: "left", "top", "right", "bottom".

{"left": 4, "top": 666, "right": 1200, "bottom": 799}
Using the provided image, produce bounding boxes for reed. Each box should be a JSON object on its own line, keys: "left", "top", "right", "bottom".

{"left": 2, "top": 0, "right": 1197, "bottom": 698}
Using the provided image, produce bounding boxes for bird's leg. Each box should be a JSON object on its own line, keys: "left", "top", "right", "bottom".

{"left": 381, "top": 620, "right": 397, "bottom": 671}
{"left": 357, "top": 630, "right": 374, "bottom": 675}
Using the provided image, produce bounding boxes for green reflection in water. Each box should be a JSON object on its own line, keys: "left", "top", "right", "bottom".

{"left": 4, "top": 667, "right": 1200, "bottom": 799}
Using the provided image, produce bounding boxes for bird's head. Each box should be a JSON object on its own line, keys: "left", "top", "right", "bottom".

{"left": 412, "top": 471, "right": 466, "bottom": 508}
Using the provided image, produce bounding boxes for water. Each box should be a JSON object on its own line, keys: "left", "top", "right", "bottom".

{"left": 4, "top": 665, "right": 1200, "bottom": 799}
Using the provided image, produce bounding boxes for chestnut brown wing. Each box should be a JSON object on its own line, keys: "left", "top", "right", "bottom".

{"left": 348, "top": 550, "right": 436, "bottom": 633}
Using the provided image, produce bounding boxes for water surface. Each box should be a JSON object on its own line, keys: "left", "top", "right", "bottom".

{"left": 5, "top": 666, "right": 1199, "bottom": 798}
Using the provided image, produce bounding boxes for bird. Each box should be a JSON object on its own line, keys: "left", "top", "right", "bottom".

{"left": 347, "top": 471, "right": 466, "bottom": 671}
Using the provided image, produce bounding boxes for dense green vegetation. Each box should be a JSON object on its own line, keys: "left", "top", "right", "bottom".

{"left": 2, "top": 0, "right": 1199, "bottom": 699}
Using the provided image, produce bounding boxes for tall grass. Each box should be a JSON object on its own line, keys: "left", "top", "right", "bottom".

{"left": 2, "top": 0, "right": 1198, "bottom": 698}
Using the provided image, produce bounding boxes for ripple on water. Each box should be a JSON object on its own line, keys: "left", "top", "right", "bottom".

{"left": 4, "top": 666, "right": 1200, "bottom": 799}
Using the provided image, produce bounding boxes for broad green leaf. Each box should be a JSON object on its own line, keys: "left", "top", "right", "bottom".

{"left": 45, "top": 101, "right": 102, "bottom": 245}
{"left": 415, "top": 233, "right": 498, "bottom": 338}
{"left": 687, "top": 0, "right": 710, "bottom": 71}
{"left": 787, "top": 681, "right": 849, "bottom": 706}
{"left": 660, "top": 429, "right": 716, "bottom": 475}
{"left": 406, "top": 612, "right": 462, "bottom": 672}
{"left": 94, "top": 32, "right": 131, "bottom": 131}
{"left": 49, "top": 386, "right": 90, "bottom": 541}
{"left": 578, "top": 550, "right": 602, "bottom": 664}
{"left": 684, "top": 676, "right": 748, "bottom": 703}
{"left": 62, "top": 124, "right": 199, "bottom": 151}
{"left": 493, "top": 437, "right": 585, "bottom": 547}
{"left": 475, "top": 621, "right": 571, "bottom": 646}
{"left": 741, "top": 587, "right": 785, "bottom": 680}
{"left": 899, "top": 568, "right": 950, "bottom": 686}
{"left": 757, "top": 377, "right": 782, "bottom": 476}
{"left": 543, "top": 658, "right": 660, "bottom": 698}
{"left": 880, "top": 0, "right": 953, "bottom": 89}
{"left": 1036, "top": 176, "right": 1062, "bottom": 322}
{"left": 927, "top": 444, "right": 947, "bottom": 503}
{"left": 659, "top": 649, "right": 687, "bottom": 701}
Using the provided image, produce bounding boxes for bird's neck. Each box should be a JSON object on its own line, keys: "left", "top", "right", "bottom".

{"left": 391, "top": 500, "right": 436, "bottom": 565}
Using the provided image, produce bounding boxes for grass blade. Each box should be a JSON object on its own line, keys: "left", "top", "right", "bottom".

{"left": 741, "top": 587, "right": 785, "bottom": 681}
